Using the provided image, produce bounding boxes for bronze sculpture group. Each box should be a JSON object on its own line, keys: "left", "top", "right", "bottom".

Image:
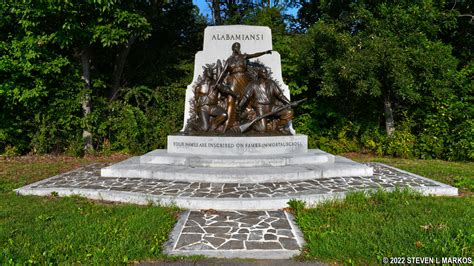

{"left": 186, "top": 42, "right": 296, "bottom": 135}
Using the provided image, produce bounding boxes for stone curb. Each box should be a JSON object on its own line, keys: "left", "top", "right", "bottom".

{"left": 374, "top": 163, "right": 459, "bottom": 196}
{"left": 163, "top": 249, "right": 301, "bottom": 259}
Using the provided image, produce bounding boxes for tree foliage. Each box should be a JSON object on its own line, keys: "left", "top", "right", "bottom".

{"left": 0, "top": 1, "right": 472, "bottom": 160}
{"left": 302, "top": 1, "right": 458, "bottom": 131}
{"left": 289, "top": 0, "right": 472, "bottom": 160}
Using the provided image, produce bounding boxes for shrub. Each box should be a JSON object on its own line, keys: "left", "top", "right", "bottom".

{"left": 384, "top": 130, "right": 416, "bottom": 158}
{"left": 92, "top": 85, "right": 185, "bottom": 154}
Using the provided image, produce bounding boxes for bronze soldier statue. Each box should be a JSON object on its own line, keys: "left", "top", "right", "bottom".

{"left": 217, "top": 42, "right": 272, "bottom": 131}
{"left": 238, "top": 68, "right": 293, "bottom": 133}
{"left": 195, "top": 67, "right": 236, "bottom": 132}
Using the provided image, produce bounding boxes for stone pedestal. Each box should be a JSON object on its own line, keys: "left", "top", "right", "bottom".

{"left": 167, "top": 135, "right": 307, "bottom": 155}
{"left": 100, "top": 134, "right": 373, "bottom": 183}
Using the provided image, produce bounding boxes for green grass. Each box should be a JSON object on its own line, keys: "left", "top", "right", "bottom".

{"left": 293, "top": 189, "right": 474, "bottom": 265}
{"left": 1, "top": 195, "right": 178, "bottom": 264}
{"left": 294, "top": 155, "right": 474, "bottom": 264}
{"left": 345, "top": 154, "right": 474, "bottom": 195}
{"left": 0, "top": 155, "right": 180, "bottom": 264}
{"left": 0, "top": 155, "right": 129, "bottom": 193}
{"left": 1, "top": 154, "right": 473, "bottom": 264}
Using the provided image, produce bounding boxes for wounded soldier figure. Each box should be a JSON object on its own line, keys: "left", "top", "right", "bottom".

{"left": 196, "top": 67, "right": 236, "bottom": 132}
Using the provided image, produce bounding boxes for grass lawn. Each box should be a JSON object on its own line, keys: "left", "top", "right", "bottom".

{"left": 0, "top": 155, "right": 180, "bottom": 264}
{"left": 293, "top": 190, "right": 474, "bottom": 264}
{"left": 294, "top": 154, "right": 474, "bottom": 264}
{"left": 1, "top": 154, "right": 473, "bottom": 264}
{"left": 345, "top": 153, "right": 474, "bottom": 196}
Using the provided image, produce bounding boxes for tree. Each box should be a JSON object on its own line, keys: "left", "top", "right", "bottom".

{"left": 52, "top": 1, "right": 152, "bottom": 151}
{"left": 299, "top": 0, "right": 459, "bottom": 136}
{"left": 1, "top": 1, "right": 153, "bottom": 152}
{"left": 206, "top": 0, "right": 287, "bottom": 25}
{"left": 124, "top": 1, "right": 206, "bottom": 87}
{"left": 440, "top": 0, "right": 473, "bottom": 67}
{"left": 0, "top": 1, "right": 84, "bottom": 153}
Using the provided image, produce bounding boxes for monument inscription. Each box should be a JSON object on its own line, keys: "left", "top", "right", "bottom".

{"left": 167, "top": 135, "right": 307, "bottom": 155}
{"left": 211, "top": 33, "right": 264, "bottom": 41}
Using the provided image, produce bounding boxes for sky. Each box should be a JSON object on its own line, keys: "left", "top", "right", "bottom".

{"left": 192, "top": 0, "right": 298, "bottom": 22}
{"left": 193, "top": 0, "right": 212, "bottom": 20}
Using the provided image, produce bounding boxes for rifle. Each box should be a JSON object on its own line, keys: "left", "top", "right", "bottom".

{"left": 214, "top": 60, "right": 228, "bottom": 88}
{"left": 238, "top": 98, "right": 307, "bottom": 133}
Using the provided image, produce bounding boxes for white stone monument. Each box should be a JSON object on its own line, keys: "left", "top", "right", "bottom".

{"left": 101, "top": 25, "right": 373, "bottom": 183}
{"left": 181, "top": 25, "right": 291, "bottom": 132}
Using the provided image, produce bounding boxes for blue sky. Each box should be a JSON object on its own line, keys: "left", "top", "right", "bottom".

{"left": 193, "top": 0, "right": 212, "bottom": 19}
{"left": 192, "top": 0, "right": 298, "bottom": 21}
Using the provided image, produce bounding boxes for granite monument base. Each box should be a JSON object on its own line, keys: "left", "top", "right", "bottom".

{"left": 100, "top": 135, "right": 373, "bottom": 183}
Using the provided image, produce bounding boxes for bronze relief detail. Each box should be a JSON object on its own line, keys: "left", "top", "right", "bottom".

{"left": 185, "top": 42, "right": 301, "bottom": 135}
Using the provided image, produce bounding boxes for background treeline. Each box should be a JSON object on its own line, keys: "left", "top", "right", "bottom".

{"left": 0, "top": 0, "right": 472, "bottom": 160}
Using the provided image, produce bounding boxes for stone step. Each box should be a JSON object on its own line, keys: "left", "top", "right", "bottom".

{"left": 101, "top": 156, "right": 373, "bottom": 183}
{"left": 15, "top": 163, "right": 458, "bottom": 211}
{"left": 140, "top": 149, "right": 335, "bottom": 167}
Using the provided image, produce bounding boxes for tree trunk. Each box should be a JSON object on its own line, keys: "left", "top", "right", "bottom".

{"left": 210, "top": 0, "right": 222, "bottom": 25}
{"left": 110, "top": 35, "right": 137, "bottom": 100}
{"left": 383, "top": 94, "right": 395, "bottom": 137}
{"left": 80, "top": 48, "right": 93, "bottom": 152}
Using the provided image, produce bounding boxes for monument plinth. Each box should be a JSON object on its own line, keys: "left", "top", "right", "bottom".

{"left": 101, "top": 25, "right": 373, "bottom": 184}
{"left": 167, "top": 135, "right": 307, "bottom": 155}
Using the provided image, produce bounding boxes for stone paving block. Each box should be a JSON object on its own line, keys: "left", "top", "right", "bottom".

{"left": 164, "top": 210, "right": 304, "bottom": 259}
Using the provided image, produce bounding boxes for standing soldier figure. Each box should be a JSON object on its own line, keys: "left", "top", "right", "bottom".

{"left": 217, "top": 42, "right": 272, "bottom": 131}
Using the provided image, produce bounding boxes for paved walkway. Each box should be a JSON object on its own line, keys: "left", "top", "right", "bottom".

{"left": 15, "top": 163, "right": 456, "bottom": 210}
{"left": 164, "top": 210, "right": 304, "bottom": 259}
{"left": 15, "top": 162, "right": 458, "bottom": 259}
{"left": 17, "top": 163, "right": 438, "bottom": 196}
